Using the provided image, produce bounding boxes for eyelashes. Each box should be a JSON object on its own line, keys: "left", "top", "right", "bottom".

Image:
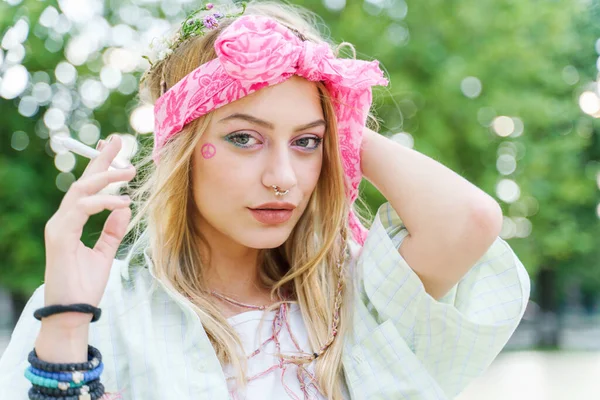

{"left": 225, "top": 132, "right": 323, "bottom": 151}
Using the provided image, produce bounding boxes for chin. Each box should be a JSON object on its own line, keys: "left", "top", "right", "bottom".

{"left": 240, "top": 229, "right": 292, "bottom": 250}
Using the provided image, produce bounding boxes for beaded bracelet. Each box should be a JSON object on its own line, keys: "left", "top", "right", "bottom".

{"left": 28, "top": 345, "right": 102, "bottom": 372}
{"left": 24, "top": 368, "right": 85, "bottom": 390}
{"left": 28, "top": 384, "right": 105, "bottom": 400}
{"left": 27, "top": 363, "right": 104, "bottom": 385}
{"left": 32, "top": 379, "right": 102, "bottom": 397}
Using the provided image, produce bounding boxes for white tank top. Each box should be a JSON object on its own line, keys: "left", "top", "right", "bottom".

{"left": 224, "top": 302, "right": 328, "bottom": 400}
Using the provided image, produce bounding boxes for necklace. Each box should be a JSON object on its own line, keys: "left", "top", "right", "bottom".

{"left": 210, "top": 290, "right": 269, "bottom": 311}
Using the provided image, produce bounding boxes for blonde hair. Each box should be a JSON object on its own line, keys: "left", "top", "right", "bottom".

{"left": 123, "top": 1, "right": 373, "bottom": 398}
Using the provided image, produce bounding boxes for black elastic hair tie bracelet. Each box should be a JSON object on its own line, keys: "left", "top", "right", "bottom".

{"left": 34, "top": 304, "right": 101, "bottom": 323}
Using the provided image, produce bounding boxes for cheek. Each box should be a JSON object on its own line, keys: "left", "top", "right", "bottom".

{"left": 200, "top": 143, "right": 216, "bottom": 159}
{"left": 193, "top": 142, "right": 247, "bottom": 195}
{"left": 301, "top": 157, "right": 323, "bottom": 191}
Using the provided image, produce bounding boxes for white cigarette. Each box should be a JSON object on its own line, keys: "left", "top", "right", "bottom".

{"left": 50, "top": 135, "right": 131, "bottom": 170}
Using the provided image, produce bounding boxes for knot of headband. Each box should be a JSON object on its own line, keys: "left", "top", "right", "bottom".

{"left": 153, "top": 15, "right": 388, "bottom": 244}
{"left": 215, "top": 17, "right": 385, "bottom": 88}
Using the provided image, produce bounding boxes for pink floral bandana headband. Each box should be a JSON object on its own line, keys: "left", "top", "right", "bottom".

{"left": 153, "top": 15, "right": 388, "bottom": 245}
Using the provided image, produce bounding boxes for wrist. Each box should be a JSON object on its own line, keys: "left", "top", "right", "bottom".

{"left": 40, "top": 312, "right": 93, "bottom": 332}
{"left": 35, "top": 319, "right": 90, "bottom": 364}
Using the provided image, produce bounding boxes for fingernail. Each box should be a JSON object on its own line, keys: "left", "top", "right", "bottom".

{"left": 107, "top": 136, "right": 114, "bottom": 144}
{"left": 119, "top": 195, "right": 131, "bottom": 202}
{"left": 96, "top": 140, "right": 104, "bottom": 150}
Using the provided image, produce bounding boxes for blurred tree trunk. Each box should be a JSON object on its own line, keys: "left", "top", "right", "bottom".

{"left": 536, "top": 266, "right": 560, "bottom": 348}
{"left": 10, "top": 292, "right": 28, "bottom": 328}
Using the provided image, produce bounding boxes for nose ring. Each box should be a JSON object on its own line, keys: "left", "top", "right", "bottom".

{"left": 271, "top": 185, "right": 289, "bottom": 196}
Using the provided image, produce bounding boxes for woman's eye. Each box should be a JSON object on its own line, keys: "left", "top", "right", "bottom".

{"left": 225, "top": 133, "right": 258, "bottom": 148}
{"left": 225, "top": 133, "right": 323, "bottom": 150}
{"left": 295, "top": 136, "right": 323, "bottom": 150}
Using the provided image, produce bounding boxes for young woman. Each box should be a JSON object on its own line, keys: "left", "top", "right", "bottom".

{"left": 0, "top": 2, "right": 530, "bottom": 399}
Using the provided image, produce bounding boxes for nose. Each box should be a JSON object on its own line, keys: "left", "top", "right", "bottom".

{"left": 262, "top": 144, "right": 297, "bottom": 193}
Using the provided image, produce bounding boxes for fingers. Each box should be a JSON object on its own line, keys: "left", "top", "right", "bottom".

{"left": 81, "top": 135, "right": 127, "bottom": 179}
{"left": 46, "top": 134, "right": 137, "bottom": 255}
{"left": 61, "top": 166, "right": 136, "bottom": 209}
{"left": 93, "top": 207, "right": 132, "bottom": 259}
{"left": 62, "top": 194, "right": 132, "bottom": 231}
{"left": 46, "top": 193, "right": 132, "bottom": 248}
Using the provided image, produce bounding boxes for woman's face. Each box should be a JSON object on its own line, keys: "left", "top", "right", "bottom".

{"left": 191, "top": 76, "right": 326, "bottom": 251}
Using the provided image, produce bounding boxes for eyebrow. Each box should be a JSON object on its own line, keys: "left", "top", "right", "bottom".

{"left": 218, "top": 113, "right": 326, "bottom": 132}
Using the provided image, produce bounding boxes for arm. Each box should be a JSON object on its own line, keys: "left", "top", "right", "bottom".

{"left": 0, "top": 287, "right": 89, "bottom": 397}
{"left": 360, "top": 127, "right": 503, "bottom": 300}
{"left": 34, "top": 314, "right": 90, "bottom": 363}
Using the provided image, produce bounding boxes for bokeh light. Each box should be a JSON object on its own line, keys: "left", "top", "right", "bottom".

{"left": 55, "top": 61, "right": 78, "bottom": 85}
{"left": 78, "top": 123, "right": 101, "bottom": 145}
{"left": 497, "top": 154, "right": 517, "bottom": 175}
{"left": 387, "top": 0, "right": 408, "bottom": 21}
{"left": 79, "top": 79, "right": 109, "bottom": 109}
{"left": 130, "top": 104, "right": 154, "bottom": 134}
{"left": 510, "top": 117, "right": 524, "bottom": 138}
{"left": 100, "top": 65, "right": 122, "bottom": 89}
{"left": 39, "top": 6, "right": 60, "bottom": 28}
{"left": 492, "top": 116, "right": 515, "bottom": 137}
{"left": 44, "top": 108, "right": 66, "bottom": 130}
{"left": 390, "top": 132, "right": 414, "bottom": 148}
{"left": 115, "top": 133, "right": 139, "bottom": 164}
{"left": 500, "top": 216, "right": 516, "bottom": 239}
{"left": 562, "top": 65, "right": 579, "bottom": 85}
{"left": 11, "top": 131, "right": 29, "bottom": 151}
{"left": 579, "top": 91, "right": 600, "bottom": 116}
{"left": 55, "top": 172, "right": 76, "bottom": 192}
{"left": 461, "top": 76, "right": 482, "bottom": 99}
{"left": 386, "top": 24, "right": 410, "bottom": 47}
{"left": 54, "top": 152, "right": 76, "bottom": 173}
{"left": 18, "top": 96, "right": 39, "bottom": 117}
{"left": 32, "top": 82, "right": 52, "bottom": 104}
{"left": 496, "top": 179, "right": 521, "bottom": 203}
{"left": 513, "top": 217, "right": 533, "bottom": 238}
{"left": 0, "top": 64, "right": 28, "bottom": 99}
{"left": 1, "top": 18, "right": 29, "bottom": 49}
{"left": 477, "top": 107, "right": 496, "bottom": 127}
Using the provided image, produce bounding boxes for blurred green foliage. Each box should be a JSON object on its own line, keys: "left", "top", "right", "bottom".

{"left": 1, "top": 0, "right": 600, "bottom": 309}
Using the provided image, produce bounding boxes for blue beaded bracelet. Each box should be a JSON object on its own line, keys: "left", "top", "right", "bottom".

{"left": 24, "top": 368, "right": 86, "bottom": 390}
{"left": 27, "top": 362, "right": 104, "bottom": 385}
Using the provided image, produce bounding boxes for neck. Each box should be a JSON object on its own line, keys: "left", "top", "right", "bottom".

{"left": 195, "top": 216, "right": 275, "bottom": 304}
{"left": 204, "top": 248, "right": 265, "bottom": 299}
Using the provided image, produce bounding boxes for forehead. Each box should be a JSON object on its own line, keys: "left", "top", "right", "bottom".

{"left": 211, "top": 76, "right": 325, "bottom": 127}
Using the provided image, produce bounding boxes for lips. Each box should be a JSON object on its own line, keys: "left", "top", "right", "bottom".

{"left": 249, "top": 208, "right": 293, "bottom": 224}
{"left": 251, "top": 202, "right": 296, "bottom": 210}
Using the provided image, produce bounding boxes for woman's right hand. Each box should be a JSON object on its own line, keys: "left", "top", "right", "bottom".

{"left": 42, "top": 135, "right": 137, "bottom": 331}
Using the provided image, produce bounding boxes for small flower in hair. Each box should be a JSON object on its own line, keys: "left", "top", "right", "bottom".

{"left": 203, "top": 14, "right": 219, "bottom": 30}
{"left": 142, "top": 2, "right": 247, "bottom": 67}
{"left": 179, "top": 2, "right": 246, "bottom": 41}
